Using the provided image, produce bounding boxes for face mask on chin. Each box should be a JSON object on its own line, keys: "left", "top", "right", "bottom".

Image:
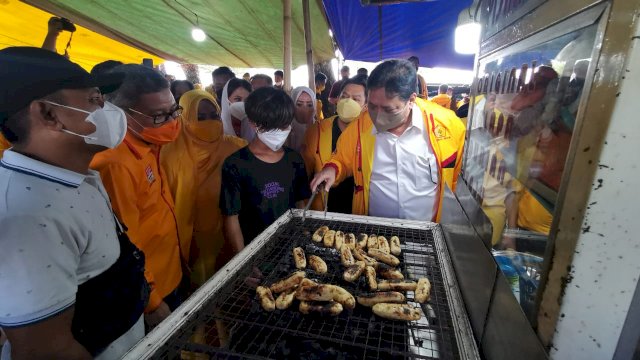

{"left": 44, "top": 101, "right": 127, "bottom": 149}
{"left": 256, "top": 125, "right": 292, "bottom": 151}
{"left": 369, "top": 100, "right": 411, "bottom": 132}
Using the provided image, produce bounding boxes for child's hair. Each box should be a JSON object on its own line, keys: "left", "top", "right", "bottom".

{"left": 245, "top": 87, "right": 294, "bottom": 131}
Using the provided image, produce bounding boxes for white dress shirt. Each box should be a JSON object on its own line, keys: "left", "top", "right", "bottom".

{"left": 369, "top": 104, "right": 439, "bottom": 221}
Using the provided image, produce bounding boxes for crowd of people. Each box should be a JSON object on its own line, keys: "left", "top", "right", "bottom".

{"left": 0, "top": 37, "right": 466, "bottom": 358}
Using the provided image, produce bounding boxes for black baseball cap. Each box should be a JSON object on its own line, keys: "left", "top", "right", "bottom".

{"left": 0, "top": 47, "right": 124, "bottom": 123}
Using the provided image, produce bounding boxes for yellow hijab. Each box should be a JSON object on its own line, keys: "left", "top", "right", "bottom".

{"left": 161, "top": 90, "right": 247, "bottom": 287}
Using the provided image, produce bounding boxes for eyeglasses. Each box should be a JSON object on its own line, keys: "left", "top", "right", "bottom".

{"left": 128, "top": 105, "right": 183, "bottom": 124}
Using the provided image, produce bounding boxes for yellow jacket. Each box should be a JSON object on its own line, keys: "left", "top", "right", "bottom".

{"left": 302, "top": 115, "right": 354, "bottom": 210}
{"left": 161, "top": 90, "right": 247, "bottom": 287}
{"left": 325, "top": 98, "right": 465, "bottom": 222}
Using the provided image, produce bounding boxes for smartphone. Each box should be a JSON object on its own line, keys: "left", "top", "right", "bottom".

{"left": 142, "top": 58, "right": 154, "bottom": 68}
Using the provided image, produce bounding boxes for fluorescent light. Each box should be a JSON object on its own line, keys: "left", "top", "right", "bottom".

{"left": 455, "top": 22, "right": 481, "bottom": 54}
{"left": 191, "top": 27, "right": 206, "bottom": 42}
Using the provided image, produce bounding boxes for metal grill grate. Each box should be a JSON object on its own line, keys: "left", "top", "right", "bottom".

{"left": 139, "top": 215, "right": 462, "bottom": 359}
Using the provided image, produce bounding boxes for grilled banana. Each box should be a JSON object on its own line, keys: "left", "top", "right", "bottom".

{"left": 377, "top": 280, "right": 417, "bottom": 291}
{"left": 344, "top": 233, "right": 357, "bottom": 250}
{"left": 300, "top": 278, "right": 318, "bottom": 287}
{"left": 299, "top": 301, "right": 343, "bottom": 316}
{"left": 292, "top": 247, "right": 306, "bottom": 269}
{"left": 307, "top": 255, "right": 328, "bottom": 274}
{"left": 343, "top": 260, "right": 366, "bottom": 282}
{"left": 372, "top": 303, "right": 421, "bottom": 321}
{"left": 296, "top": 284, "right": 355, "bottom": 310}
{"left": 377, "top": 236, "right": 391, "bottom": 254}
{"left": 367, "top": 234, "right": 378, "bottom": 249}
{"left": 312, "top": 226, "right": 329, "bottom": 242}
{"left": 256, "top": 286, "right": 276, "bottom": 311}
{"left": 340, "top": 246, "right": 355, "bottom": 266}
{"left": 365, "top": 266, "right": 377, "bottom": 290}
{"left": 356, "top": 291, "right": 405, "bottom": 307}
{"left": 390, "top": 236, "right": 401, "bottom": 256}
{"left": 323, "top": 230, "right": 336, "bottom": 248}
{"left": 270, "top": 271, "right": 305, "bottom": 293}
{"left": 275, "top": 289, "right": 296, "bottom": 310}
{"left": 415, "top": 278, "right": 431, "bottom": 303}
{"left": 334, "top": 231, "right": 345, "bottom": 250}
{"left": 368, "top": 248, "right": 400, "bottom": 266}
{"left": 378, "top": 267, "right": 404, "bottom": 280}
{"left": 357, "top": 233, "right": 368, "bottom": 249}
{"left": 353, "top": 248, "right": 378, "bottom": 267}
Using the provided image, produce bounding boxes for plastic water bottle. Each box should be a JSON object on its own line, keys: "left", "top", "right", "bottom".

{"left": 495, "top": 255, "right": 521, "bottom": 304}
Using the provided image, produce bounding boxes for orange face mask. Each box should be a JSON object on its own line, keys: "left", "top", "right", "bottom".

{"left": 133, "top": 118, "right": 180, "bottom": 145}
{"left": 187, "top": 120, "right": 223, "bottom": 143}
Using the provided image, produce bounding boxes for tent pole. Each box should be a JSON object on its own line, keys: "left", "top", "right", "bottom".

{"left": 302, "top": 0, "right": 315, "bottom": 90}
{"left": 283, "top": 0, "right": 293, "bottom": 93}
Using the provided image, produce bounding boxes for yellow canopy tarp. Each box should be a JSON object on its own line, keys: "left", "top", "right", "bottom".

{"left": 0, "top": 0, "right": 164, "bottom": 71}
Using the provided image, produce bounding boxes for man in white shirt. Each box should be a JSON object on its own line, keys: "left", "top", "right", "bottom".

{"left": 311, "top": 59, "right": 465, "bottom": 222}
{"left": 0, "top": 47, "right": 148, "bottom": 359}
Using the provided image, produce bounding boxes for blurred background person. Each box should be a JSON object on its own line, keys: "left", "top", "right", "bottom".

{"left": 170, "top": 79, "right": 194, "bottom": 103}
{"left": 303, "top": 75, "right": 367, "bottom": 213}
{"left": 274, "top": 70, "right": 284, "bottom": 90}
{"left": 431, "top": 84, "right": 453, "bottom": 109}
{"left": 314, "top": 72, "right": 327, "bottom": 121}
{"left": 211, "top": 66, "right": 236, "bottom": 100}
{"left": 220, "top": 78, "right": 252, "bottom": 137}
{"left": 328, "top": 65, "right": 350, "bottom": 105}
{"left": 408, "top": 56, "right": 428, "bottom": 99}
{"left": 250, "top": 74, "right": 273, "bottom": 91}
{"left": 288, "top": 86, "right": 316, "bottom": 153}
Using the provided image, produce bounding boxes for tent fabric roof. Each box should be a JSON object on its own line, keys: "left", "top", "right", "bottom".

{"left": 322, "top": 0, "right": 475, "bottom": 70}
{"left": 26, "top": 0, "right": 336, "bottom": 68}
{"left": 0, "top": 0, "right": 163, "bottom": 71}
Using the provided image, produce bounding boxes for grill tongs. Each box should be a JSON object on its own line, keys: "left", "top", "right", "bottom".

{"left": 302, "top": 182, "right": 328, "bottom": 222}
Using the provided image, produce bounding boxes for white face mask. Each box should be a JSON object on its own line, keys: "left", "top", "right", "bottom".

{"left": 256, "top": 126, "right": 292, "bottom": 151}
{"left": 45, "top": 101, "right": 127, "bottom": 149}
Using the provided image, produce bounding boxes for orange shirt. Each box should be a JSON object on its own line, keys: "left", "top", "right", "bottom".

{"left": 91, "top": 131, "right": 182, "bottom": 312}
{"left": 430, "top": 94, "right": 453, "bottom": 109}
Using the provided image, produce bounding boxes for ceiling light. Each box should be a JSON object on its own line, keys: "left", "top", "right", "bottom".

{"left": 455, "top": 22, "right": 481, "bottom": 54}
{"left": 192, "top": 27, "right": 206, "bottom": 42}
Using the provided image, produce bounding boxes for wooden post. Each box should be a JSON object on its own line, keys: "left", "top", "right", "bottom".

{"left": 283, "top": 0, "right": 292, "bottom": 93}
{"left": 302, "top": 0, "right": 315, "bottom": 90}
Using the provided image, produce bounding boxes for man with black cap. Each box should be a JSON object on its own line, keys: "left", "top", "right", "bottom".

{"left": 0, "top": 47, "right": 148, "bottom": 359}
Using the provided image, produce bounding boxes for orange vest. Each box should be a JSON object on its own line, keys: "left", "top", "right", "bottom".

{"left": 326, "top": 98, "right": 465, "bottom": 221}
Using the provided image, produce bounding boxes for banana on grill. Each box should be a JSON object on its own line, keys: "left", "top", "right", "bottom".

{"left": 372, "top": 303, "right": 421, "bottom": 321}
{"left": 357, "top": 233, "right": 368, "bottom": 249}
{"left": 323, "top": 230, "right": 336, "bottom": 248}
{"left": 356, "top": 291, "right": 405, "bottom": 307}
{"left": 312, "top": 226, "right": 329, "bottom": 243}
{"left": 334, "top": 231, "right": 345, "bottom": 250}
{"left": 377, "top": 280, "right": 417, "bottom": 292}
{"left": 377, "top": 236, "right": 390, "bottom": 254}
{"left": 415, "top": 278, "right": 432, "bottom": 303}
{"left": 340, "top": 246, "right": 355, "bottom": 266}
{"left": 292, "top": 247, "right": 306, "bottom": 269}
{"left": 378, "top": 266, "right": 404, "bottom": 280}
{"left": 353, "top": 248, "right": 378, "bottom": 267}
{"left": 299, "top": 301, "right": 343, "bottom": 316}
{"left": 368, "top": 248, "right": 400, "bottom": 267}
{"left": 367, "top": 234, "right": 378, "bottom": 250}
{"left": 307, "top": 255, "right": 328, "bottom": 274}
{"left": 390, "top": 236, "right": 401, "bottom": 256}
{"left": 275, "top": 289, "right": 296, "bottom": 310}
{"left": 256, "top": 286, "right": 276, "bottom": 311}
{"left": 344, "top": 233, "right": 356, "bottom": 250}
{"left": 296, "top": 284, "right": 355, "bottom": 310}
{"left": 270, "top": 271, "right": 305, "bottom": 293}
{"left": 343, "top": 260, "right": 366, "bottom": 282}
{"left": 365, "top": 266, "right": 377, "bottom": 290}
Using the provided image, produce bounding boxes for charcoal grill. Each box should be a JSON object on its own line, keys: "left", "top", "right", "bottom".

{"left": 123, "top": 210, "right": 479, "bottom": 360}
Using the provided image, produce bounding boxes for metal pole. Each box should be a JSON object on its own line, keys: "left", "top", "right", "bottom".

{"left": 283, "top": 0, "right": 293, "bottom": 93}
{"left": 302, "top": 0, "right": 315, "bottom": 90}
